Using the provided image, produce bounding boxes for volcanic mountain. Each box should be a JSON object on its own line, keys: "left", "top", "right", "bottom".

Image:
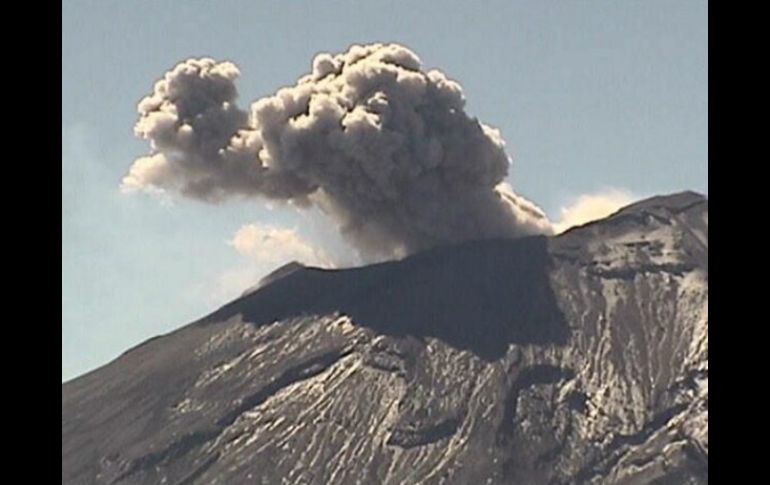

{"left": 62, "top": 191, "right": 708, "bottom": 484}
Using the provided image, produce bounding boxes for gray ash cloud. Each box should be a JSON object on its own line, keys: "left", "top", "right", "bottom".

{"left": 123, "top": 43, "right": 551, "bottom": 260}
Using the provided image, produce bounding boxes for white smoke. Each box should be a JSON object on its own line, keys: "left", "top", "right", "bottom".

{"left": 553, "top": 189, "right": 637, "bottom": 234}
{"left": 123, "top": 43, "right": 551, "bottom": 260}
{"left": 230, "top": 223, "right": 332, "bottom": 267}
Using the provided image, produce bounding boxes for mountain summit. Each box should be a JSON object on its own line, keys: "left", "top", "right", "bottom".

{"left": 62, "top": 192, "right": 708, "bottom": 485}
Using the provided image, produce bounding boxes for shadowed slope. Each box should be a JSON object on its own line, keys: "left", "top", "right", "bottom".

{"left": 202, "top": 235, "right": 568, "bottom": 361}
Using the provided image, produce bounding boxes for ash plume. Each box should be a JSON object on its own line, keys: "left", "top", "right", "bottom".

{"left": 123, "top": 43, "right": 552, "bottom": 260}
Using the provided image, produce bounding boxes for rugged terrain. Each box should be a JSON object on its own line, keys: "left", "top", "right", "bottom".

{"left": 62, "top": 191, "right": 708, "bottom": 484}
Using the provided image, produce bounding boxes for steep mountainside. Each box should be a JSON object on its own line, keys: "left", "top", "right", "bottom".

{"left": 62, "top": 192, "right": 708, "bottom": 485}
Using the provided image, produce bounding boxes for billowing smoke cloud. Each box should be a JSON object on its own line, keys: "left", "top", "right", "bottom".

{"left": 123, "top": 43, "right": 551, "bottom": 260}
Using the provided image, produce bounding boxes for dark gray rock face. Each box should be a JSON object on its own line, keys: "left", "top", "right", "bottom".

{"left": 62, "top": 192, "right": 708, "bottom": 485}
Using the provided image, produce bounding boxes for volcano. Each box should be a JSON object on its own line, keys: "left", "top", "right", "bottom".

{"left": 62, "top": 191, "right": 708, "bottom": 484}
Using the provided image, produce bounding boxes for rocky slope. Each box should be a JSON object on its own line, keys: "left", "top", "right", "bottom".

{"left": 62, "top": 191, "right": 708, "bottom": 485}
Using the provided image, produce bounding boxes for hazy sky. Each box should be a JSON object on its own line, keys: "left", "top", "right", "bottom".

{"left": 62, "top": 1, "right": 707, "bottom": 381}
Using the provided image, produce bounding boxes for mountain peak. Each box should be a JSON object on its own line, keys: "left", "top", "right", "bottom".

{"left": 617, "top": 190, "right": 706, "bottom": 216}
{"left": 63, "top": 192, "right": 708, "bottom": 484}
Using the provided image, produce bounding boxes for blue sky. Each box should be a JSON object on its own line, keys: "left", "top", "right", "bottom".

{"left": 62, "top": 1, "right": 707, "bottom": 381}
